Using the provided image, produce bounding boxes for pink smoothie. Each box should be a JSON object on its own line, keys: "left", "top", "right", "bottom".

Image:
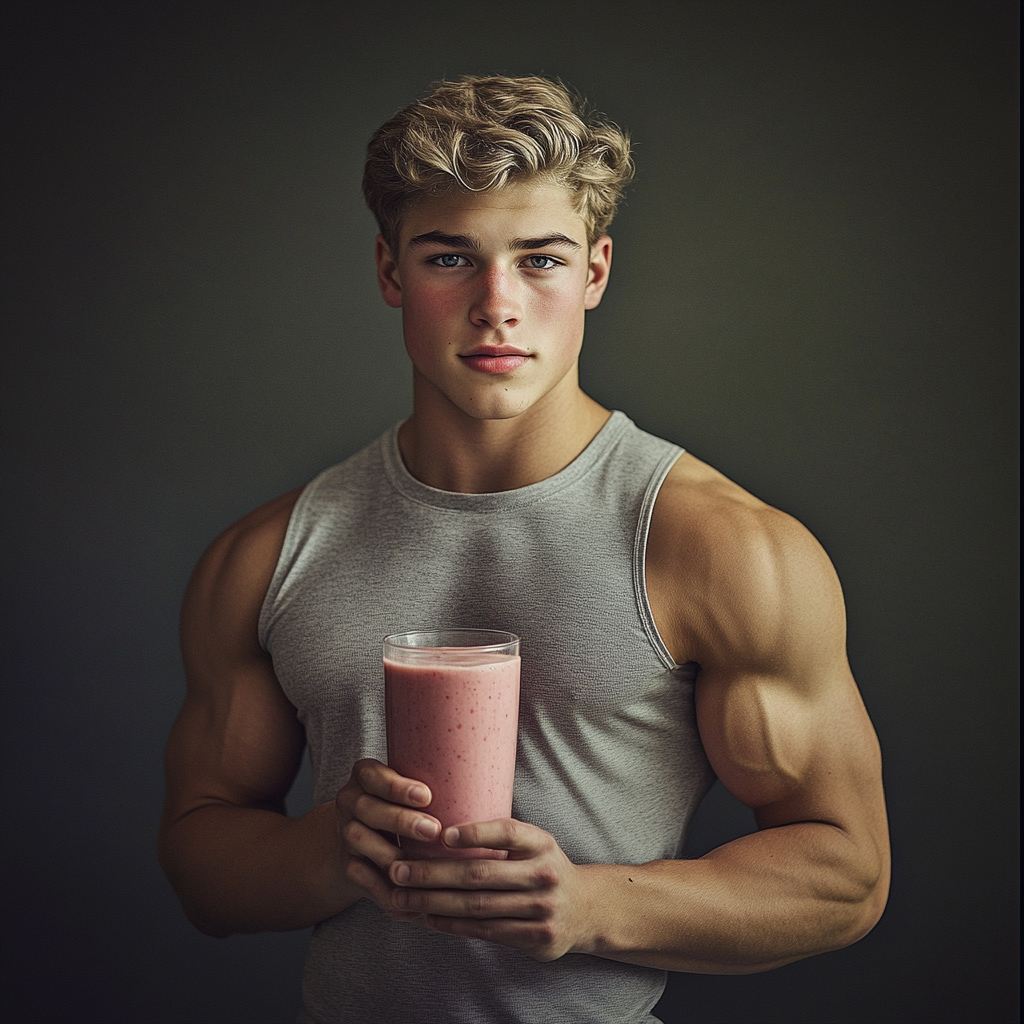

{"left": 384, "top": 652, "right": 520, "bottom": 859}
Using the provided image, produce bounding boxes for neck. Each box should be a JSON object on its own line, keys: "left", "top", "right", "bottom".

{"left": 398, "top": 368, "right": 611, "bottom": 493}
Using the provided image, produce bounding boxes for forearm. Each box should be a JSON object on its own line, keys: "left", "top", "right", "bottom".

{"left": 159, "top": 800, "right": 358, "bottom": 936}
{"left": 576, "top": 822, "right": 888, "bottom": 973}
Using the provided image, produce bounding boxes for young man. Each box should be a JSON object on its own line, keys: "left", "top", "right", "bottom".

{"left": 159, "top": 76, "right": 889, "bottom": 1023}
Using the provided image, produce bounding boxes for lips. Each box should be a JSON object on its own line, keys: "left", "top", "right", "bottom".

{"left": 459, "top": 347, "right": 531, "bottom": 374}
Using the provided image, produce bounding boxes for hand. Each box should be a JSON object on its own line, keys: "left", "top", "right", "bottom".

{"left": 387, "top": 818, "right": 588, "bottom": 961}
{"left": 335, "top": 758, "right": 442, "bottom": 923}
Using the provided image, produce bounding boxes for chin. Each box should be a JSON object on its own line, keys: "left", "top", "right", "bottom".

{"left": 448, "top": 388, "right": 535, "bottom": 421}
{"left": 461, "top": 401, "right": 532, "bottom": 422}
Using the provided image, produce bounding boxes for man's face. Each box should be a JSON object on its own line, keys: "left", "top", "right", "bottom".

{"left": 375, "top": 178, "right": 612, "bottom": 422}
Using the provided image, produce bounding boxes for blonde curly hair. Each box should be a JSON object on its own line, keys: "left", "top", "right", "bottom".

{"left": 363, "top": 75, "right": 634, "bottom": 252}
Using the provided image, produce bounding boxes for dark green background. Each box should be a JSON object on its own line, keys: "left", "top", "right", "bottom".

{"left": 2, "top": 3, "right": 1018, "bottom": 1022}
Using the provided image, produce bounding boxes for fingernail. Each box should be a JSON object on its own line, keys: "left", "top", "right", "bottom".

{"left": 394, "top": 863, "right": 410, "bottom": 883}
{"left": 443, "top": 827, "right": 460, "bottom": 846}
{"left": 415, "top": 819, "right": 440, "bottom": 840}
{"left": 408, "top": 785, "right": 429, "bottom": 805}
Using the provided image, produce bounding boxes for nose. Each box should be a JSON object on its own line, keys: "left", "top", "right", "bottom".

{"left": 469, "top": 265, "right": 521, "bottom": 329}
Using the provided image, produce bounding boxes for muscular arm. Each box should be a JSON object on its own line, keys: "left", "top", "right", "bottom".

{"left": 158, "top": 490, "right": 357, "bottom": 936}
{"left": 576, "top": 455, "right": 890, "bottom": 971}
{"left": 381, "top": 455, "right": 889, "bottom": 972}
{"left": 161, "top": 490, "right": 458, "bottom": 938}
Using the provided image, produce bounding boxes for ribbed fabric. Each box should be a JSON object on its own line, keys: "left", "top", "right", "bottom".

{"left": 259, "top": 411, "right": 716, "bottom": 1024}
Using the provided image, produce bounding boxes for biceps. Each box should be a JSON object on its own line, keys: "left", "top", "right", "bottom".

{"left": 718, "top": 678, "right": 811, "bottom": 785}
{"left": 697, "top": 668, "right": 873, "bottom": 816}
{"left": 164, "top": 663, "right": 306, "bottom": 817}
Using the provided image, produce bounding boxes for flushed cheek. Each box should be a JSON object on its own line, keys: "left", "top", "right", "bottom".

{"left": 532, "top": 290, "right": 586, "bottom": 353}
{"left": 401, "top": 290, "right": 465, "bottom": 358}
{"left": 404, "top": 282, "right": 467, "bottom": 325}
{"left": 401, "top": 278, "right": 585, "bottom": 363}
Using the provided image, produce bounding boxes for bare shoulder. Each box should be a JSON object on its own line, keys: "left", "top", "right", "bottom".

{"left": 181, "top": 487, "right": 304, "bottom": 674}
{"left": 161, "top": 487, "right": 308, "bottom": 837}
{"left": 650, "top": 452, "right": 827, "bottom": 568}
{"left": 647, "top": 453, "right": 845, "bottom": 673}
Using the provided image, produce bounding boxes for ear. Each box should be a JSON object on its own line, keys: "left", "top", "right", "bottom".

{"left": 375, "top": 235, "right": 403, "bottom": 308}
{"left": 584, "top": 236, "right": 613, "bottom": 310}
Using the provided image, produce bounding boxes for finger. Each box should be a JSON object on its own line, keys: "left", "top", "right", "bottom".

{"left": 344, "top": 856, "right": 428, "bottom": 926}
{"left": 351, "top": 758, "right": 433, "bottom": 808}
{"left": 389, "top": 853, "right": 532, "bottom": 891}
{"left": 442, "top": 818, "right": 548, "bottom": 857}
{"left": 341, "top": 816, "right": 403, "bottom": 871}
{"left": 350, "top": 792, "right": 441, "bottom": 843}
{"left": 346, "top": 853, "right": 394, "bottom": 902}
{"left": 392, "top": 885, "right": 551, "bottom": 920}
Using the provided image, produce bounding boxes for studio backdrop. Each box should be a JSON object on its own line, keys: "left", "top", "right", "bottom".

{"left": 2, "top": 3, "right": 1018, "bottom": 1022}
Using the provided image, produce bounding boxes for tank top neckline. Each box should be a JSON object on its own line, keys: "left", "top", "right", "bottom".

{"left": 381, "top": 410, "right": 631, "bottom": 512}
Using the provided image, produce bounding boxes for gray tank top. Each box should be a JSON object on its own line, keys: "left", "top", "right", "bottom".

{"left": 259, "top": 411, "right": 715, "bottom": 1024}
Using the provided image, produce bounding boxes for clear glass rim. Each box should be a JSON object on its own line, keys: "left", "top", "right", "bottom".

{"left": 383, "top": 628, "right": 519, "bottom": 653}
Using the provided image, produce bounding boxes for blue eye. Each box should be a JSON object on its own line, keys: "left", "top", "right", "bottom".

{"left": 524, "top": 255, "right": 557, "bottom": 269}
{"left": 432, "top": 254, "right": 466, "bottom": 268}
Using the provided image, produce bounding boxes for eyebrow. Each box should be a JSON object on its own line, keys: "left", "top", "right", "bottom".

{"left": 407, "top": 231, "right": 480, "bottom": 250}
{"left": 510, "top": 234, "right": 582, "bottom": 252}
{"left": 406, "top": 230, "right": 582, "bottom": 252}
